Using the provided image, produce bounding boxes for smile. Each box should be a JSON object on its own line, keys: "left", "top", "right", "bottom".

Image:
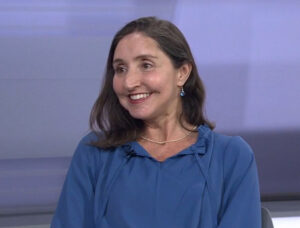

{"left": 129, "top": 93, "right": 150, "bottom": 100}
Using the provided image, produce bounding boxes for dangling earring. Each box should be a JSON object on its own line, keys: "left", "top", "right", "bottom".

{"left": 180, "top": 87, "right": 185, "bottom": 97}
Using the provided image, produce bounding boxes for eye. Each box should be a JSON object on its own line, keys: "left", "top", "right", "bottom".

{"left": 114, "top": 65, "right": 127, "bottom": 74}
{"left": 141, "top": 62, "right": 153, "bottom": 71}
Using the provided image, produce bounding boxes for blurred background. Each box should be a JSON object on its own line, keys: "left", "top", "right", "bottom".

{"left": 0, "top": 0, "right": 299, "bottom": 227}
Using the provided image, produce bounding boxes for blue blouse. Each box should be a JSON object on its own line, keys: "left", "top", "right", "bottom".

{"left": 51, "top": 125, "right": 261, "bottom": 228}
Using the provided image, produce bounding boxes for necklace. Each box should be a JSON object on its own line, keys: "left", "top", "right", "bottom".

{"left": 140, "top": 126, "right": 197, "bottom": 145}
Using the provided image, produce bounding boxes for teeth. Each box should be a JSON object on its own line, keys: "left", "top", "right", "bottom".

{"left": 130, "top": 93, "right": 150, "bottom": 100}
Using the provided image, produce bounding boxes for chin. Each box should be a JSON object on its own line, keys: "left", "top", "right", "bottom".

{"left": 126, "top": 109, "right": 153, "bottom": 121}
{"left": 128, "top": 112, "right": 148, "bottom": 120}
{"left": 121, "top": 102, "right": 157, "bottom": 121}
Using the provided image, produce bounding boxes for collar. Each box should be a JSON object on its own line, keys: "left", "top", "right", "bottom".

{"left": 121, "top": 124, "right": 211, "bottom": 158}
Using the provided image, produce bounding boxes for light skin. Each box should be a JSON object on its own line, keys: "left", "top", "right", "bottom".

{"left": 112, "top": 32, "right": 197, "bottom": 161}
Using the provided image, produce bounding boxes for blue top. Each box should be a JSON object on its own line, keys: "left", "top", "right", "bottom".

{"left": 51, "top": 125, "right": 261, "bottom": 228}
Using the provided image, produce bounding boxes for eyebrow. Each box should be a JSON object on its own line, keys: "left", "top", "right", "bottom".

{"left": 113, "top": 54, "right": 158, "bottom": 65}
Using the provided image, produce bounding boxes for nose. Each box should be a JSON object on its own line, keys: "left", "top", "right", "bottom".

{"left": 124, "top": 68, "right": 141, "bottom": 90}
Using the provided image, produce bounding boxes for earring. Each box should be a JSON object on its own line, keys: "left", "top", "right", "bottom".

{"left": 180, "top": 87, "right": 185, "bottom": 97}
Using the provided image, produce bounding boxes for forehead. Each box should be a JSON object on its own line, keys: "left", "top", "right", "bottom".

{"left": 113, "top": 32, "right": 163, "bottom": 61}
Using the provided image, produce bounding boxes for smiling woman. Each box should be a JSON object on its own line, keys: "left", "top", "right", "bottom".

{"left": 50, "top": 17, "right": 261, "bottom": 228}
{"left": 112, "top": 33, "right": 191, "bottom": 122}
{"left": 88, "top": 17, "right": 213, "bottom": 149}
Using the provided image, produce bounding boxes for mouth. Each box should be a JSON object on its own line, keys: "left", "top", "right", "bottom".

{"left": 128, "top": 93, "right": 151, "bottom": 103}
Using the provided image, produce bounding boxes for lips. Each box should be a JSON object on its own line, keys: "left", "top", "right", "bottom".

{"left": 129, "top": 93, "right": 150, "bottom": 100}
{"left": 128, "top": 93, "right": 151, "bottom": 103}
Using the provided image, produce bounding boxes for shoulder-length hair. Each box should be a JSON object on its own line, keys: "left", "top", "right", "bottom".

{"left": 89, "top": 16, "right": 214, "bottom": 148}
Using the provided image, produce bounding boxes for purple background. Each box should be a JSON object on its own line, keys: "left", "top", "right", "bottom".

{"left": 0, "top": 0, "right": 299, "bottom": 215}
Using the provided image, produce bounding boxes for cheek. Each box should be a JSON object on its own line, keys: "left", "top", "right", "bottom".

{"left": 112, "top": 76, "right": 122, "bottom": 95}
{"left": 143, "top": 73, "right": 164, "bottom": 90}
{"left": 151, "top": 72, "right": 177, "bottom": 93}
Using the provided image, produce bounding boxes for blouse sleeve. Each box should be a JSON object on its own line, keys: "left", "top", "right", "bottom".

{"left": 217, "top": 136, "right": 261, "bottom": 228}
{"left": 50, "top": 135, "right": 100, "bottom": 228}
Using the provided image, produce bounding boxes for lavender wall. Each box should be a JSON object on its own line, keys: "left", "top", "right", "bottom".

{"left": 0, "top": 0, "right": 299, "bottom": 216}
{"left": 175, "top": 1, "right": 300, "bottom": 131}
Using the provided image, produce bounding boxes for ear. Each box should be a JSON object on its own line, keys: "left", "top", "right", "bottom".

{"left": 176, "top": 63, "right": 192, "bottom": 86}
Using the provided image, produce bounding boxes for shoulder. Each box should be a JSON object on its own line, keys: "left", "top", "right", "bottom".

{"left": 211, "top": 132, "right": 256, "bottom": 186}
{"left": 78, "top": 131, "right": 100, "bottom": 146}
{"left": 70, "top": 132, "right": 104, "bottom": 169}
{"left": 212, "top": 132, "right": 254, "bottom": 165}
{"left": 75, "top": 132, "right": 100, "bottom": 155}
{"left": 73, "top": 132, "right": 129, "bottom": 167}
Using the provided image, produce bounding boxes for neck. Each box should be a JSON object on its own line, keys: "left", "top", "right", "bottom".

{"left": 142, "top": 117, "right": 196, "bottom": 143}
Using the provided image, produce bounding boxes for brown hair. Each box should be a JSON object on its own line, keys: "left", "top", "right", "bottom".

{"left": 89, "top": 16, "right": 214, "bottom": 148}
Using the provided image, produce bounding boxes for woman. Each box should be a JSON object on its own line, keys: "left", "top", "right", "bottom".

{"left": 51, "top": 17, "right": 261, "bottom": 228}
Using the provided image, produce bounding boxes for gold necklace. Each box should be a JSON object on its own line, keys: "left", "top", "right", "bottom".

{"left": 140, "top": 126, "right": 197, "bottom": 145}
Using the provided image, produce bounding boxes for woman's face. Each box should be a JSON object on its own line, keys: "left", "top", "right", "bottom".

{"left": 112, "top": 32, "right": 186, "bottom": 122}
